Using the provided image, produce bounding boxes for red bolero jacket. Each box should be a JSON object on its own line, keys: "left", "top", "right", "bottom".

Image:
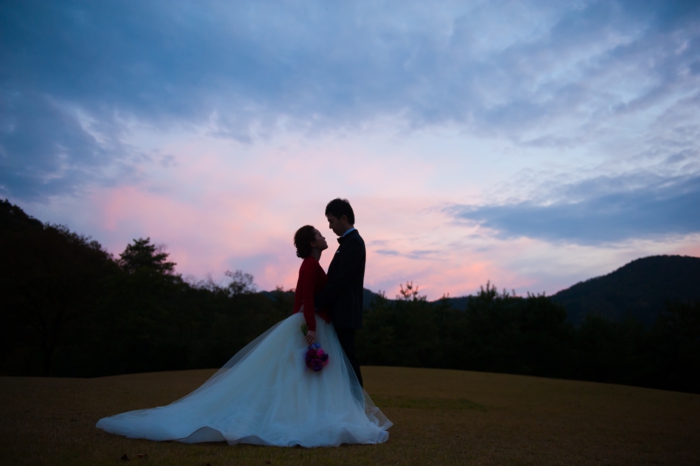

{"left": 293, "top": 257, "right": 331, "bottom": 331}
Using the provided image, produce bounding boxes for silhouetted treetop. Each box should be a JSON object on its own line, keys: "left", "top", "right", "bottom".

{"left": 118, "top": 238, "right": 176, "bottom": 275}
{"left": 397, "top": 281, "right": 426, "bottom": 301}
{"left": 1, "top": 199, "right": 43, "bottom": 232}
{"left": 225, "top": 269, "right": 258, "bottom": 296}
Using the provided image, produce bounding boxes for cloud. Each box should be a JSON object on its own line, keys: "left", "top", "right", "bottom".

{"left": 448, "top": 173, "right": 700, "bottom": 244}
{"left": 0, "top": 90, "right": 137, "bottom": 200}
{"left": 376, "top": 248, "right": 443, "bottom": 260}
{"left": 19, "top": 134, "right": 700, "bottom": 300}
{"left": 3, "top": 0, "right": 700, "bottom": 200}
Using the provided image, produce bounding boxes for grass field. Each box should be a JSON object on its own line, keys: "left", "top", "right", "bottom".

{"left": 1, "top": 366, "right": 699, "bottom": 465}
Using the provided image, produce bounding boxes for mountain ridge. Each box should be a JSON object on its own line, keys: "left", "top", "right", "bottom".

{"left": 405, "top": 255, "right": 700, "bottom": 326}
{"left": 3, "top": 199, "right": 698, "bottom": 326}
{"left": 550, "top": 255, "right": 700, "bottom": 326}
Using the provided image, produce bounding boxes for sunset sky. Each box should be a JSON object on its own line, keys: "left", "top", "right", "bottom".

{"left": 2, "top": 0, "right": 699, "bottom": 299}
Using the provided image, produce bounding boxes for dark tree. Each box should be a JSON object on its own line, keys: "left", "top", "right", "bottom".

{"left": 118, "top": 238, "right": 176, "bottom": 275}
{"left": 649, "top": 300, "right": 700, "bottom": 392}
{"left": 225, "top": 269, "right": 258, "bottom": 297}
{"left": 0, "top": 216, "right": 116, "bottom": 376}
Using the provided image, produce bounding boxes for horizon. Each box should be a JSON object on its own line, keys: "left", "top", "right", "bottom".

{"left": 7, "top": 194, "right": 697, "bottom": 300}
{"left": 2, "top": 1, "right": 699, "bottom": 299}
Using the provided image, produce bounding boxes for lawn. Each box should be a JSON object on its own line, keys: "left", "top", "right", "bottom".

{"left": 1, "top": 366, "right": 698, "bottom": 465}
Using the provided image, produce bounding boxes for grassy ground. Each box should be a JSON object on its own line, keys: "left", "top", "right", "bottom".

{"left": 1, "top": 366, "right": 698, "bottom": 465}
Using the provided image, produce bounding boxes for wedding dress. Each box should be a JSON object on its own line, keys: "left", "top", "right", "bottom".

{"left": 96, "top": 312, "right": 392, "bottom": 447}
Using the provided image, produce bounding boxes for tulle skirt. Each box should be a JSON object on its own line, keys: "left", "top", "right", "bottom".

{"left": 96, "top": 313, "right": 392, "bottom": 447}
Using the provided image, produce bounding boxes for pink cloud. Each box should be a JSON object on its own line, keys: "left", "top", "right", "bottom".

{"left": 20, "top": 129, "right": 700, "bottom": 302}
{"left": 678, "top": 244, "right": 700, "bottom": 259}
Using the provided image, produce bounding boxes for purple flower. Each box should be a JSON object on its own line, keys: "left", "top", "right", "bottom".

{"left": 304, "top": 343, "right": 329, "bottom": 372}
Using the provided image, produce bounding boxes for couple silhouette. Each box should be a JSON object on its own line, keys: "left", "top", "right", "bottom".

{"left": 97, "top": 198, "right": 392, "bottom": 447}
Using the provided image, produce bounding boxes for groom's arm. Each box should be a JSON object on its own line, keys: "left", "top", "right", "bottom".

{"left": 315, "top": 238, "right": 364, "bottom": 311}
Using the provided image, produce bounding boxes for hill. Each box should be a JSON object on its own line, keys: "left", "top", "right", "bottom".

{"left": 0, "top": 199, "right": 44, "bottom": 232}
{"left": 418, "top": 256, "right": 700, "bottom": 326}
{"left": 2, "top": 199, "right": 698, "bottom": 393}
{"left": 550, "top": 255, "right": 700, "bottom": 326}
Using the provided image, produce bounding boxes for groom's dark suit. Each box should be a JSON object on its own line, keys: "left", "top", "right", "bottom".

{"left": 316, "top": 229, "right": 365, "bottom": 386}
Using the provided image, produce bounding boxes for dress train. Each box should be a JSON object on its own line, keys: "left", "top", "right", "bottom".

{"left": 96, "top": 313, "right": 392, "bottom": 447}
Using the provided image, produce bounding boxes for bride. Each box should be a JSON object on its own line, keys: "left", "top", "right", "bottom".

{"left": 96, "top": 225, "right": 392, "bottom": 447}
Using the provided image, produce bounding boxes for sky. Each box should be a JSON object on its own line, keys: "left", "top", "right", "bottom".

{"left": 2, "top": 0, "right": 699, "bottom": 299}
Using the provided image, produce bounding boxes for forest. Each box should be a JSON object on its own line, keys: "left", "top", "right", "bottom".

{"left": 1, "top": 199, "right": 698, "bottom": 394}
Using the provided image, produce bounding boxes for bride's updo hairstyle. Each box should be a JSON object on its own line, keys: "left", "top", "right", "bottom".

{"left": 294, "top": 225, "right": 316, "bottom": 258}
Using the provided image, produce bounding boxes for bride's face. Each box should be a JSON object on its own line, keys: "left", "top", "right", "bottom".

{"left": 311, "top": 229, "right": 328, "bottom": 251}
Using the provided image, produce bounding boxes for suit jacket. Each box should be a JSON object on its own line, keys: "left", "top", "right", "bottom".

{"left": 315, "top": 229, "right": 365, "bottom": 329}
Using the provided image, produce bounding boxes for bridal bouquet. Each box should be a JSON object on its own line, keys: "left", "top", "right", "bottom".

{"left": 304, "top": 343, "right": 329, "bottom": 372}
{"left": 301, "top": 324, "right": 329, "bottom": 372}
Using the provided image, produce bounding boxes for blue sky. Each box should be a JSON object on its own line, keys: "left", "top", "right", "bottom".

{"left": 2, "top": 0, "right": 699, "bottom": 298}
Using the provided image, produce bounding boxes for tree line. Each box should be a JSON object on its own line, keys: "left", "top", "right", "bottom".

{"left": 1, "top": 200, "right": 698, "bottom": 393}
{"left": 358, "top": 282, "right": 700, "bottom": 394}
{"left": 0, "top": 200, "right": 292, "bottom": 378}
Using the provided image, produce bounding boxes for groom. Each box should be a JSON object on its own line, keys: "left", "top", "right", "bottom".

{"left": 315, "top": 198, "right": 366, "bottom": 387}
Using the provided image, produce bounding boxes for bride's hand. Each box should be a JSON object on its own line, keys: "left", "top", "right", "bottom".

{"left": 305, "top": 330, "right": 316, "bottom": 345}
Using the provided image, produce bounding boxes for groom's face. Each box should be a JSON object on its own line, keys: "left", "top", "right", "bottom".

{"left": 326, "top": 214, "right": 349, "bottom": 237}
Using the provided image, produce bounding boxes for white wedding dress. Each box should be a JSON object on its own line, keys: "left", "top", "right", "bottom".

{"left": 96, "top": 312, "right": 392, "bottom": 447}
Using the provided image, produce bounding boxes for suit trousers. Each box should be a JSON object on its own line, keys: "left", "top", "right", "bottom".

{"left": 335, "top": 327, "right": 363, "bottom": 388}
